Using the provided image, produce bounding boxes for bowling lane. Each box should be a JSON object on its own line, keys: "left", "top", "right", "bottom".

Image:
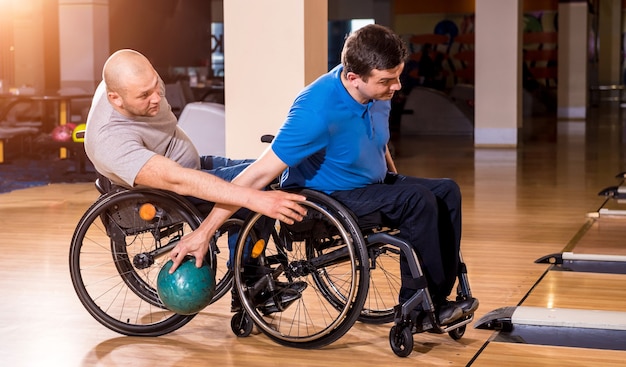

{"left": 522, "top": 271, "right": 626, "bottom": 311}
{"left": 569, "top": 215, "right": 626, "bottom": 257}
{"left": 470, "top": 342, "right": 626, "bottom": 366}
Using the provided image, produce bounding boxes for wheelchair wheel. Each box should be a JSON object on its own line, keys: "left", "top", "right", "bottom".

{"left": 69, "top": 189, "right": 230, "bottom": 336}
{"left": 208, "top": 218, "right": 243, "bottom": 302}
{"left": 358, "top": 242, "right": 401, "bottom": 324}
{"left": 448, "top": 324, "right": 466, "bottom": 340}
{"left": 311, "top": 241, "right": 399, "bottom": 325}
{"left": 232, "top": 189, "right": 370, "bottom": 349}
{"left": 389, "top": 324, "right": 413, "bottom": 357}
{"left": 231, "top": 311, "right": 254, "bottom": 337}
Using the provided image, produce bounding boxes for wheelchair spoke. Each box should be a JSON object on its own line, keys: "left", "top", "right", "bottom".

{"left": 232, "top": 189, "right": 369, "bottom": 349}
{"left": 69, "top": 190, "right": 205, "bottom": 336}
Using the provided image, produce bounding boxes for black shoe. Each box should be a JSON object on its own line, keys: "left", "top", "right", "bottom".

{"left": 258, "top": 281, "right": 307, "bottom": 314}
{"left": 436, "top": 302, "right": 463, "bottom": 325}
{"left": 231, "top": 281, "right": 308, "bottom": 313}
{"left": 274, "top": 281, "right": 307, "bottom": 294}
{"left": 457, "top": 297, "right": 479, "bottom": 316}
{"left": 411, "top": 302, "right": 463, "bottom": 331}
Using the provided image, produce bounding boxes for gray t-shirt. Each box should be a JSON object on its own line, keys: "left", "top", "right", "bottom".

{"left": 84, "top": 81, "right": 200, "bottom": 188}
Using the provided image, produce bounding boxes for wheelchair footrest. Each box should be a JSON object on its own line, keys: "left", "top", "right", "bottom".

{"left": 392, "top": 303, "right": 438, "bottom": 334}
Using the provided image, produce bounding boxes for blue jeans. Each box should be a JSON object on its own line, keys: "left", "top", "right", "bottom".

{"left": 200, "top": 156, "right": 255, "bottom": 181}
{"left": 184, "top": 155, "right": 254, "bottom": 216}
{"left": 187, "top": 156, "right": 267, "bottom": 268}
{"left": 330, "top": 173, "right": 462, "bottom": 305}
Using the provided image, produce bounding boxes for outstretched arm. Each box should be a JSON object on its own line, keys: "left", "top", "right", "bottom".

{"left": 167, "top": 147, "right": 294, "bottom": 271}
{"left": 135, "top": 153, "right": 303, "bottom": 219}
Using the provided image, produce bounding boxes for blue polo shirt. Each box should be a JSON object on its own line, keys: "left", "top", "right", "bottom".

{"left": 272, "top": 65, "right": 389, "bottom": 194}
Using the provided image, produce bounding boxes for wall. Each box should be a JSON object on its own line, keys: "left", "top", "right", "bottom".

{"left": 108, "top": 0, "right": 212, "bottom": 79}
{"left": 224, "top": 0, "right": 328, "bottom": 158}
{"left": 0, "top": 0, "right": 57, "bottom": 92}
{"left": 329, "top": 0, "right": 392, "bottom": 26}
{"left": 394, "top": 0, "right": 559, "bottom": 37}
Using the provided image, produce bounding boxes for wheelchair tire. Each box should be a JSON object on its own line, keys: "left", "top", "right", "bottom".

{"left": 231, "top": 311, "right": 254, "bottom": 337}
{"left": 232, "top": 189, "right": 370, "bottom": 349}
{"left": 357, "top": 243, "right": 400, "bottom": 324}
{"left": 310, "top": 241, "right": 399, "bottom": 325}
{"left": 208, "top": 218, "right": 243, "bottom": 302}
{"left": 448, "top": 324, "right": 466, "bottom": 340}
{"left": 389, "top": 325, "right": 413, "bottom": 357}
{"left": 69, "top": 189, "right": 233, "bottom": 336}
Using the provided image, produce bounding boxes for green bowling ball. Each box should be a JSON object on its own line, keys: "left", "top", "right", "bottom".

{"left": 157, "top": 256, "right": 215, "bottom": 315}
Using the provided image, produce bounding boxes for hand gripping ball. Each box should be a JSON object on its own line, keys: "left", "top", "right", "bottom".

{"left": 156, "top": 256, "right": 216, "bottom": 315}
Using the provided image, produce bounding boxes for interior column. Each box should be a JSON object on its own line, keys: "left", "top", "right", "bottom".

{"left": 597, "top": 0, "right": 622, "bottom": 86}
{"left": 474, "top": 0, "right": 522, "bottom": 147}
{"left": 557, "top": 0, "right": 589, "bottom": 119}
{"left": 223, "top": 0, "right": 328, "bottom": 158}
{"left": 58, "top": 0, "right": 110, "bottom": 94}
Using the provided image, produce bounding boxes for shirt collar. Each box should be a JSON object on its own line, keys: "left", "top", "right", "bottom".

{"left": 332, "top": 65, "right": 369, "bottom": 118}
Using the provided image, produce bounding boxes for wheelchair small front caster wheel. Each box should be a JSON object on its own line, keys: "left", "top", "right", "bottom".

{"left": 448, "top": 324, "right": 466, "bottom": 340}
{"left": 389, "top": 325, "right": 413, "bottom": 357}
{"left": 231, "top": 311, "right": 253, "bottom": 337}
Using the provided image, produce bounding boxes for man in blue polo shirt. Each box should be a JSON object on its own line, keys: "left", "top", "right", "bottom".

{"left": 170, "top": 24, "right": 478, "bottom": 326}
{"left": 274, "top": 63, "right": 390, "bottom": 193}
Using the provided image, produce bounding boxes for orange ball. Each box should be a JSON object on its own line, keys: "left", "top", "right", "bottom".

{"left": 139, "top": 203, "right": 157, "bottom": 221}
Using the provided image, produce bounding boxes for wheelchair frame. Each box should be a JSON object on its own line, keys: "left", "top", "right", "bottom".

{"left": 69, "top": 180, "right": 475, "bottom": 357}
{"left": 229, "top": 188, "right": 474, "bottom": 356}
{"left": 69, "top": 178, "right": 237, "bottom": 336}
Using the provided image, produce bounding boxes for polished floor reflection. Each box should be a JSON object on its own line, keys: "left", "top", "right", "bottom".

{"left": 2, "top": 104, "right": 626, "bottom": 366}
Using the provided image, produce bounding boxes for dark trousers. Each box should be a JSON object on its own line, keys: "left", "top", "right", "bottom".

{"left": 330, "top": 173, "right": 462, "bottom": 305}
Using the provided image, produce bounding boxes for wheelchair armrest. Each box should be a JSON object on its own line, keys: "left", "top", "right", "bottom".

{"left": 95, "top": 173, "right": 125, "bottom": 195}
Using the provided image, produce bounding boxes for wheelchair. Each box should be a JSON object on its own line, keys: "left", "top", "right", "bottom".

{"left": 228, "top": 188, "right": 475, "bottom": 356}
{"left": 69, "top": 178, "right": 399, "bottom": 336}
{"left": 69, "top": 177, "right": 475, "bottom": 357}
{"left": 68, "top": 176, "right": 239, "bottom": 336}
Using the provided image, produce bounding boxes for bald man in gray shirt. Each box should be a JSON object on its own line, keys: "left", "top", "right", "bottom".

{"left": 85, "top": 49, "right": 306, "bottom": 271}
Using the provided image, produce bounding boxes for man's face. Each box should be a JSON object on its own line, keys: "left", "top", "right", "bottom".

{"left": 111, "top": 71, "right": 163, "bottom": 118}
{"left": 354, "top": 63, "right": 404, "bottom": 102}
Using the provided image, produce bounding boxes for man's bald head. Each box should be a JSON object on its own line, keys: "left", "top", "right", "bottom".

{"left": 101, "top": 49, "right": 163, "bottom": 118}
{"left": 103, "top": 49, "right": 155, "bottom": 97}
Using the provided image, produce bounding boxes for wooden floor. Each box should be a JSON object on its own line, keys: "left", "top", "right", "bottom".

{"left": 2, "top": 104, "right": 626, "bottom": 366}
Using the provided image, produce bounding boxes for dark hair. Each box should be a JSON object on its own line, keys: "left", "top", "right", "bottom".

{"left": 341, "top": 24, "right": 408, "bottom": 81}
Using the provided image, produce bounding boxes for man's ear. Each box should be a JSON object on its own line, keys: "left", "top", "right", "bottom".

{"left": 107, "top": 91, "right": 123, "bottom": 108}
{"left": 345, "top": 71, "right": 361, "bottom": 87}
